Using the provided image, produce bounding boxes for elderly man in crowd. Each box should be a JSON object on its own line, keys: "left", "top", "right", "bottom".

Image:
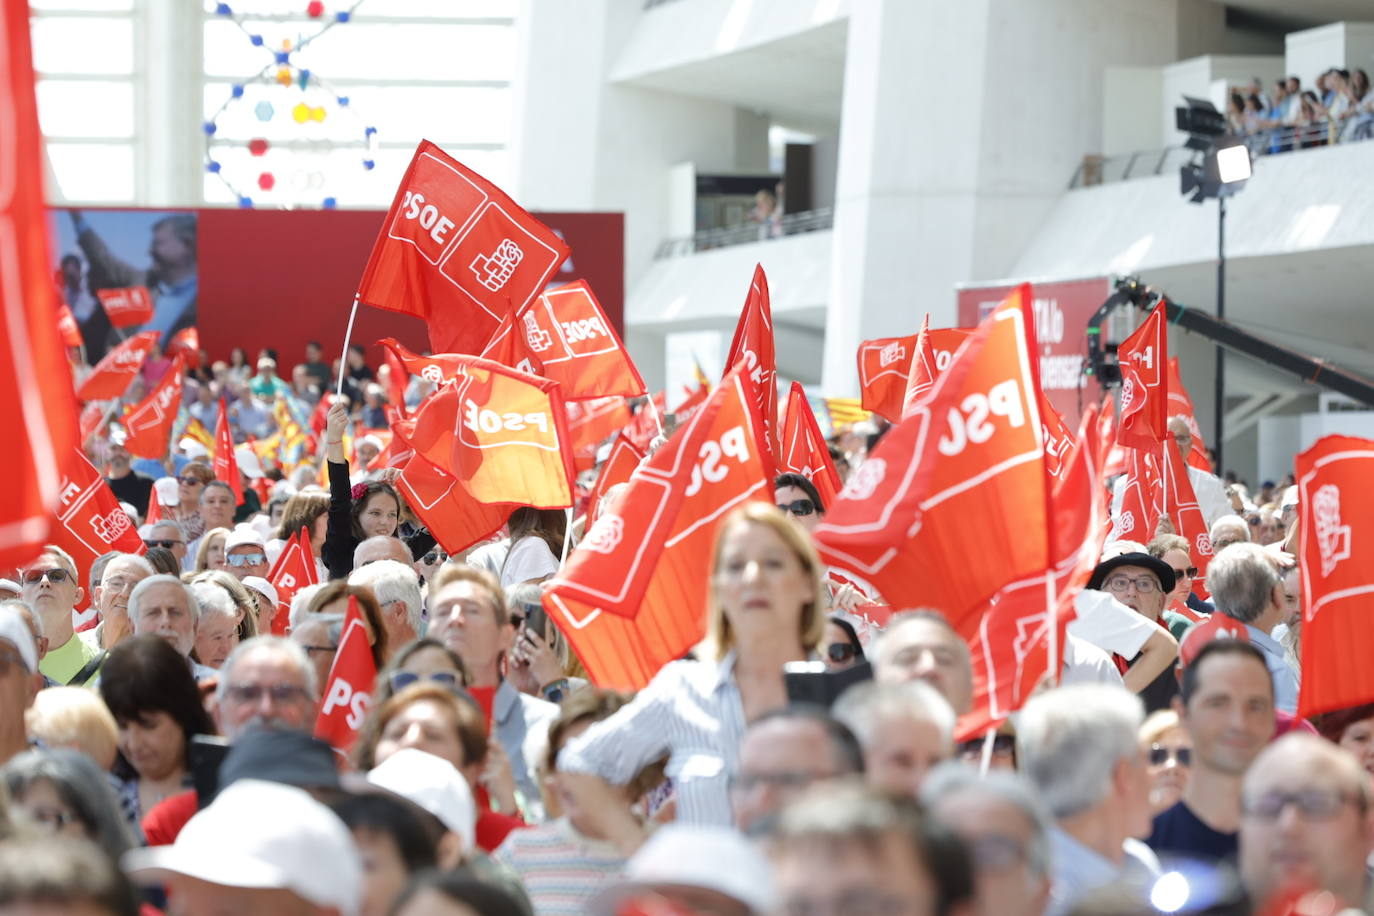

{"left": 1204, "top": 542, "right": 1299, "bottom": 713}
{"left": 353, "top": 535, "right": 413, "bottom": 570}
{"left": 771, "top": 782, "right": 976, "bottom": 916}
{"left": 1209, "top": 515, "right": 1251, "bottom": 554}
{"left": 872, "top": 611, "right": 974, "bottom": 716}
{"left": 922, "top": 763, "right": 1054, "bottom": 916}
{"left": 1112, "top": 417, "right": 1230, "bottom": 528}
{"left": 1147, "top": 639, "right": 1275, "bottom": 861}
{"left": 144, "top": 519, "right": 190, "bottom": 569}
{"left": 128, "top": 574, "right": 216, "bottom": 682}
{"left": 79, "top": 552, "right": 154, "bottom": 653}
{"left": 730, "top": 706, "right": 865, "bottom": 837}
{"left": 1084, "top": 552, "right": 1179, "bottom": 712}
{"left": 1018, "top": 684, "right": 1158, "bottom": 915}
{"left": 0, "top": 605, "right": 42, "bottom": 766}
{"left": 1239, "top": 734, "right": 1374, "bottom": 910}
{"left": 20, "top": 546, "right": 102, "bottom": 687}
{"left": 834, "top": 680, "right": 955, "bottom": 797}
{"left": 223, "top": 528, "right": 270, "bottom": 582}
{"left": 348, "top": 559, "right": 422, "bottom": 653}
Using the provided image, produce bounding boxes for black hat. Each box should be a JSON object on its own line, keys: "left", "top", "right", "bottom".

{"left": 216, "top": 726, "right": 341, "bottom": 798}
{"left": 1087, "top": 552, "right": 1176, "bottom": 594}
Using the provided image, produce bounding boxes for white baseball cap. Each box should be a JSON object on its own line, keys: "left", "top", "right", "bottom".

{"left": 225, "top": 526, "right": 267, "bottom": 552}
{"left": 178, "top": 437, "right": 209, "bottom": 461}
{"left": 124, "top": 779, "right": 361, "bottom": 916}
{"left": 0, "top": 605, "right": 38, "bottom": 673}
{"left": 597, "top": 825, "right": 776, "bottom": 914}
{"left": 367, "top": 749, "right": 476, "bottom": 853}
{"left": 152, "top": 476, "right": 180, "bottom": 506}
{"left": 241, "top": 576, "right": 278, "bottom": 608}
{"left": 235, "top": 444, "right": 265, "bottom": 479}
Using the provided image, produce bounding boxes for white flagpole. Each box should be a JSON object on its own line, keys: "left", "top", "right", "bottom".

{"left": 336, "top": 296, "right": 360, "bottom": 398}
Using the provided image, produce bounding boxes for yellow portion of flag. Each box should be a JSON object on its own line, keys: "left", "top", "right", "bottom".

{"left": 825, "top": 397, "right": 870, "bottom": 430}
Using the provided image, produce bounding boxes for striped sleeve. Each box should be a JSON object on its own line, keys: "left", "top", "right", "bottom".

{"left": 555, "top": 662, "right": 681, "bottom": 784}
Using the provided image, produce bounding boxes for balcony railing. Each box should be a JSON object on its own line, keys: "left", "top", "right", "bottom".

{"left": 653, "top": 207, "right": 834, "bottom": 258}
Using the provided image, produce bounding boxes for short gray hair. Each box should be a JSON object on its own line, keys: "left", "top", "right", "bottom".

{"left": 0, "top": 599, "right": 39, "bottom": 638}
{"left": 216, "top": 635, "right": 318, "bottom": 702}
{"left": 1209, "top": 515, "right": 1250, "bottom": 552}
{"left": 189, "top": 582, "right": 237, "bottom": 621}
{"left": 288, "top": 582, "right": 327, "bottom": 632}
{"left": 1207, "top": 543, "right": 1280, "bottom": 624}
{"left": 1017, "top": 684, "right": 1144, "bottom": 818}
{"left": 148, "top": 519, "right": 186, "bottom": 538}
{"left": 353, "top": 535, "right": 409, "bottom": 568}
{"left": 348, "top": 560, "right": 422, "bottom": 633}
{"left": 128, "top": 574, "right": 201, "bottom": 625}
{"left": 101, "top": 553, "right": 155, "bottom": 580}
{"left": 833, "top": 680, "right": 957, "bottom": 751}
{"left": 921, "top": 762, "right": 1053, "bottom": 877}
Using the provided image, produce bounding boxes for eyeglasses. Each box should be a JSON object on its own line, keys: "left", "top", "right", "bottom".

{"left": 827, "top": 642, "right": 858, "bottom": 664}
{"left": 177, "top": 476, "right": 205, "bottom": 487}
{"left": 21, "top": 568, "right": 71, "bottom": 585}
{"left": 26, "top": 807, "right": 78, "bottom": 831}
{"left": 223, "top": 683, "right": 310, "bottom": 705}
{"left": 1149, "top": 744, "right": 1192, "bottom": 767}
{"left": 226, "top": 552, "right": 267, "bottom": 568}
{"left": 1243, "top": 789, "right": 1363, "bottom": 821}
{"left": 144, "top": 539, "right": 183, "bottom": 550}
{"left": 777, "top": 499, "right": 816, "bottom": 517}
{"left": 421, "top": 550, "right": 448, "bottom": 566}
{"left": 299, "top": 644, "right": 337, "bottom": 657}
{"left": 731, "top": 770, "right": 835, "bottom": 795}
{"left": 1171, "top": 566, "right": 1198, "bottom": 580}
{"left": 389, "top": 670, "right": 460, "bottom": 692}
{"left": 1104, "top": 575, "right": 1160, "bottom": 594}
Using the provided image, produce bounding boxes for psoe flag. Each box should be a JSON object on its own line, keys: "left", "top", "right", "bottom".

{"left": 315, "top": 597, "right": 376, "bottom": 752}
{"left": 1296, "top": 435, "right": 1374, "bottom": 718}
{"left": 1116, "top": 304, "right": 1169, "bottom": 451}
{"left": 75, "top": 331, "right": 160, "bottom": 402}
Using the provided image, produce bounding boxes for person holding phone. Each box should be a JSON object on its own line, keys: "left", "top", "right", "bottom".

{"left": 556, "top": 502, "right": 827, "bottom": 842}
{"left": 506, "top": 583, "right": 585, "bottom": 704}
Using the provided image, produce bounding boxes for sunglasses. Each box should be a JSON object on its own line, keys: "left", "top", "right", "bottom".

{"left": 777, "top": 498, "right": 816, "bottom": 517}
{"left": 222, "top": 683, "right": 310, "bottom": 705}
{"left": 144, "top": 539, "right": 183, "bottom": 550}
{"left": 422, "top": 550, "right": 449, "bottom": 566}
{"left": 1149, "top": 744, "right": 1192, "bottom": 767}
{"left": 177, "top": 476, "right": 205, "bottom": 486}
{"left": 959, "top": 735, "right": 1016, "bottom": 757}
{"left": 389, "top": 671, "right": 460, "bottom": 692}
{"left": 226, "top": 553, "right": 267, "bottom": 568}
{"left": 827, "top": 642, "right": 859, "bottom": 664}
{"left": 1171, "top": 566, "right": 1198, "bottom": 580}
{"left": 21, "top": 568, "right": 71, "bottom": 585}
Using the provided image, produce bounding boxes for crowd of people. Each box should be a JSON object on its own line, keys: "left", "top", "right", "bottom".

{"left": 0, "top": 337, "right": 1368, "bottom": 916}
{"left": 1226, "top": 68, "right": 1374, "bottom": 152}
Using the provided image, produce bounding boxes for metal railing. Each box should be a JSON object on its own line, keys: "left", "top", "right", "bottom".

{"left": 1069, "top": 117, "right": 1374, "bottom": 189}
{"left": 653, "top": 206, "right": 834, "bottom": 258}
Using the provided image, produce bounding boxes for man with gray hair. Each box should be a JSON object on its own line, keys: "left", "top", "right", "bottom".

{"left": 20, "top": 545, "right": 101, "bottom": 686}
{"left": 833, "top": 679, "right": 955, "bottom": 797}
{"left": 1204, "top": 542, "right": 1298, "bottom": 713}
{"left": 1017, "top": 684, "right": 1158, "bottom": 915}
{"left": 353, "top": 535, "right": 412, "bottom": 570}
{"left": 348, "top": 559, "right": 422, "bottom": 651}
{"left": 129, "top": 574, "right": 215, "bottom": 682}
{"left": 1208, "top": 514, "right": 1251, "bottom": 554}
{"left": 80, "top": 552, "right": 154, "bottom": 653}
{"left": 145, "top": 518, "right": 189, "bottom": 569}
{"left": 872, "top": 611, "right": 974, "bottom": 715}
{"left": 922, "top": 763, "right": 1053, "bottom": 916}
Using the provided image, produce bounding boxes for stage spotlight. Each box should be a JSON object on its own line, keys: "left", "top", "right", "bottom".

{"left": 1215, "top": 142, "right": 1252, "bottom": 184}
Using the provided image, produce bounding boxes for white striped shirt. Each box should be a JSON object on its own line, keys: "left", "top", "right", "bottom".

{"left": 557, "top": 653, "right": 746, "bottom": 827}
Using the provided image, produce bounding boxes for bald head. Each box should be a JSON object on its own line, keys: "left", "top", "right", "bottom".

{"left": 353, "top": 536, "right": 410, "bottom": 570}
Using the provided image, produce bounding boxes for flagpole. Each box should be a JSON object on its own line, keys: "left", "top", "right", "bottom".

{"left": 978, "top": 728, "right": 996, "bottom": 776}
{"left": 645, "top": 394, "right": 665, "bottom": 440}
{"left": 560, "top": 507, "right": 573, "bottom": 565}
{"left": 1045, "top": 568, "right": 1058, "bottom": 683}
{"left": 337, "top": 296, "right": 360, "bottom": 398}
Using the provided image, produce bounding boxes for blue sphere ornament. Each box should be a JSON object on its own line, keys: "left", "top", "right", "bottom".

{"left": 238, "top": 196, "right": 254, "bottom": 209}
{"left": 231, "top": 83, "right": 245, "bottom": 98}
{"left": 362, "top": 159, "right": 375, "bottom": 170}
{"left": 206, "top": 160, "right": 222, "bottom": 173}
{"left": 202, "top": 121, "right": 217, "bottom": 135}
{"left": 254, "top": 100, "right": 274, "bottom": 121}
{"left": 336, "top": 10, "right": 350, "bottom": 22}
{"left": 274, "top": 51, "right": 289, "bottom": 64}
{"left": 336, "top": 95, "right": 349, "bottom": 107}
{"left": 249, "top": 34, "right": 264, "bottom": 46}
{"left": 323, "top": 197, "right": 338, "bottom": 209}
{"left": 215, "top": 2, "right": 232, "bottom": 15}
{"left": 364, "top": 126, "right": 377, "bottom": 138}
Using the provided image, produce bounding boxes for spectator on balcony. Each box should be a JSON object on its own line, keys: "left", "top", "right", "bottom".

{"left": 749, "top": 189, "right": 781, "bottom": 240}
{"left": 1299, "top": 91, "right": 1333, "bottom": 147}
{"left": 1227, "top": 92, "right": 1246, "bottom": 134}
{"left": 1242, "top": 95, "right": 1265, "bottom": 135}
{"left": 1327, "top": 69, "right": 1353, "bottom": 121}
{"left": 1247, "top": 77, "right": 1270, "bottom": 111}
{"left": 1282, "top": 76, "right": 1303, "bottom": 123}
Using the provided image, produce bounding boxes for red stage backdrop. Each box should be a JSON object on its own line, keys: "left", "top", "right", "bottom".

{"left": 956, "top": 276, "right": 1107, "bottom": 428}
{"left": 55, "top": 207, "right": 624, "bottom": 371}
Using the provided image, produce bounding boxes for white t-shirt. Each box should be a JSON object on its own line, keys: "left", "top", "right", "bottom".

{"left": 466, "top": 539, "right": 509, "bottom": 578}
{"left": 1061, "top": 634, "right": 1126, "bottom": 687}
{"left": 1067, "top": 589, "right": 1158, "bottom": 660}
{"left": 501, "top": 536, "right": 560, "bottom": 587}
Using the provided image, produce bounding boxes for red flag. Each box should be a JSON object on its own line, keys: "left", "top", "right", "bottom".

{"left": 815, "top": 286, "right": 1048, "bottom": 615}
{"left": 624, "top": 392, "right": 664, "bottom": 453}
{"left": 722, "top": 265, "right": 778, "bottom": 468}
{"left": 1166, "top": 357, "right": 1211, "bottom": 471}
{"left": 1039, "top": 390, "right": 1078, "bottom": 485}
{"left": 1111, "top": 447, "right": 1162, "bottom": 543}
{"left": 900, "top": 315, "right": 938, "bottom": 420}
{"left": 95, "top": 286, "right": 154, "bottom": 328}
{"left": 858, "top": 328, "right": 973, "bottom": 424}
{"left": 75, "top": 331, "right": 160, "bottom": 402}
{"left": 0, "top": 0, "right": 81, "bottom": 572}
{"left": 1161, "top": 432, "right": 1214, "bottom": 585}
{"left": 566, "top": 396, "right": 631, "bottom": 471}
{"left": 315, "top": 596, "right": 378, "bottom": 751}
{"left": 393, "top": 419, "right": 509, "bottom": 557}
{"left": 585, "top": 433, "right": 644, "bottom": 530}
{"left": 214, "top": 398, "right": 245, "bottom": 506}
{"left": 1295, "top": 436, "right": 1374, "bottom": 717}
{"left": 267, "top": 528, "right": 319, "bottom": 635}
{"left": 1116, "top": 305, "right": 1169, "bottom": 451}
{"left": 481, "top": 280, "right": 646, "bottom": 401}
{"left": 544, "top": 366, "right": 772, "bottom": 689}
{"left": 382, "top": 342, "right": 409, "bottom": 416}
{"left": 779, "top": 382, "right": 842, "bottom": 510}
{"left": 51, "top": 448, "right": 145, "bottom": 592}
{"left": 355, "top": 140, "right": 569, "bottom": 355}
{"left": 674, "top": 381, "right": 710, "bottom": 426}
{"left": 124, "top": 355, "right": 185, "bottom": 459}
{"left": 166, "top": 326, "right": 201, "bottom": 369}
{"left": 55, "top": 304, "right": 82, "bottom": 349}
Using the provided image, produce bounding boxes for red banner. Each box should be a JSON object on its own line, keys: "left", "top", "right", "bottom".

{"left": 123, "top": 356, "right": 185, "bottom": 459}
{"left": 566, "top": 396, "right": 632, "bottom": 472}
{"left": 214, "top": 398, "right": 244, "bottom": 505}
{"left": 355, "top": 140, "right": 569, "bottom": 355}
{"left": 858, "top": 328, "right": 972, "bottom": 424}
{"left": 0, "top": 0, "right": 81, "bottom": 572}
{"left": 779, "top": 382, "right": 842, "bottom": 510}
{"left": 95, "top": 285, "right": 154, "bottom": 328}
{"left": 56, "top": 304, "right": 82, "bottom": 349}
{"left": 52, "top": 448, "right": 145, "bottom": 592}
{"left": 900, "top": 315, "right": 938, "bottom": 420}
{"left": 1166, "top": 357, "right": 1211, "bottom": 471}
{"left": 722, "top": 264, "right": 778, "bottom": 468}
{"left": 1116, "top": 304, "right": 1169, "bottom": 451}
{"left": 1295, "top": 436, "right": 1374, "bottom": 717}
{"left": 267, "top": 528, "right": 318, "bottom": 635}
{"left": 1110, "top": 447, "right": 1161, "bottom": 543}
{"left": 74, "top": 331, "right": 160, "bottom": 402}
{"left": 585, "top": 433, "right": 643, "bottom": 530}
{"left": 1161, "top": 434, "right": 1214, "bottom": 585}
{"left": 166, "top": 326, "right": 201, "bottom": 369}
{"left": 315, "top": 596, "right": 377, "bottom": 752}
{"left": 544, "top": 366, "right": 772, "bottom": 690}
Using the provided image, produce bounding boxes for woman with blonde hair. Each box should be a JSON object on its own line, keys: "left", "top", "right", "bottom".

{"left": 1139, "top": 709, "right": 1192, "bottom": 814}
{"left": 271, "top": 490, "right": 330, "bottom": 581}
{"left": 555, "top": 501, "right": 826, "bottom": 835}
{"left": 24, "top": 688, "right": 120, "bottom": 771}
{"left": 169, "top": 461, "right": 214, "bottom": 541}
{"left": 192, "top": 526, "right": 230, "bottom": 573}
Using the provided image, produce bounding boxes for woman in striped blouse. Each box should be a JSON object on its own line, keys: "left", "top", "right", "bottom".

{"left": 556, "top": 502, "right": 827, "bottom": 845}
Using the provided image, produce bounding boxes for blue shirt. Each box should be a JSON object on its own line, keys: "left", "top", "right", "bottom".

{"left": 1246, "top": 623, "right": 1299, "bottom": 713}
{"left": 1148, "top": 800, "right": 1237, "bottom": 862}
{"left": 1047, "top": 828, "right": 1160, "bottom": 916}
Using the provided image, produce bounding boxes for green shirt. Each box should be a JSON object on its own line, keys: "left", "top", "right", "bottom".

{"left": 40, "top": 633, "right": 102, "bottom": 687}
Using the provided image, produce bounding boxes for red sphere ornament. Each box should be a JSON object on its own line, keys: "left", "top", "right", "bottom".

{"left": 257, "top": 172, "right": 276, "bottom": 191}
{"left": 248, "top": 138, "right": 269, "bottom": 156}
{"left": 306, "top": 1, "right": 325, "bottom": 16}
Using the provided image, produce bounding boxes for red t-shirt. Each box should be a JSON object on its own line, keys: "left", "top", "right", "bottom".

{"left": 476, "top": 809, "right": 525, "bottom": 853}
{"left": 141, "top": 789, "right": 199, "bottom": 846}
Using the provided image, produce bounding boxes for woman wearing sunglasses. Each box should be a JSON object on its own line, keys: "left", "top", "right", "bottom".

{"left": 169, "top": 461, "right": 214, "bottom": 542}
{"left": 775, "top": 473, "right": 874, "bottom": 611}
{"left": 372, "top": 638, "right": 470, "bottom": 706}
{"left": 1139, "top": 709, "right": 1192, "bottom": 814}
{"left": 823, "top": 615, "right": 866, "bottom": 672}
{"left": 1148, "top": 533, "right": 1211, "bottom": 639}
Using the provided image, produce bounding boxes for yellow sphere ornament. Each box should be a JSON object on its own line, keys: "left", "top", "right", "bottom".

{"left": 292, "top": 102, "right": 311, "bottom": 124}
